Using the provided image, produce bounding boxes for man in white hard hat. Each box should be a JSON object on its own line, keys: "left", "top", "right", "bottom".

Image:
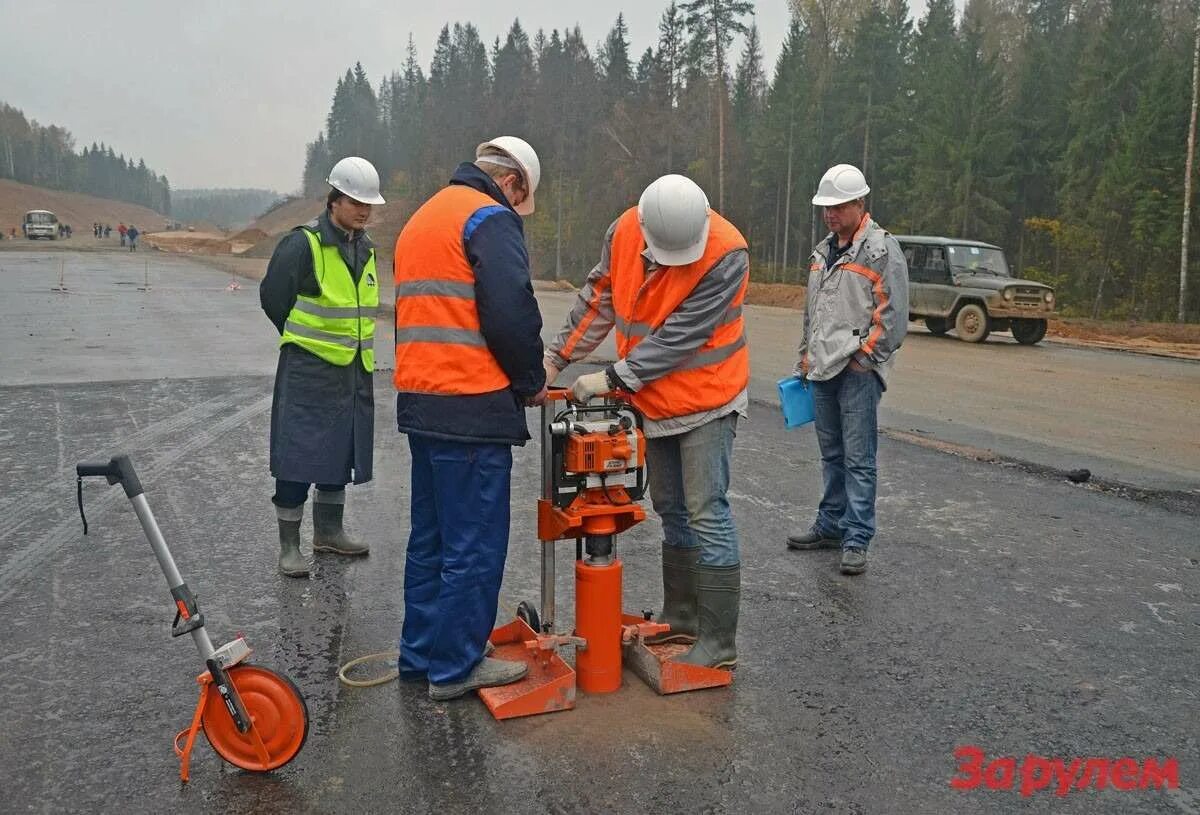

{"left": 392, "top": 136, "right": 547, "bottom": 701}
{"left": 787, "top": 164, "right": 908, "bottom": 575}
{"left": 545, "top": 174, "right": 750, "bottom": 671}
{"left": 260, "top": 156, "right": 385, "bottom": 577}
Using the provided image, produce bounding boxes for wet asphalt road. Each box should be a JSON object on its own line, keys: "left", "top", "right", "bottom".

{"left": 1, "top": 251, "right": 1198, "bottom": 814}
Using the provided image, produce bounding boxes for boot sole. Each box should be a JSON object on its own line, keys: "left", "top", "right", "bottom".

{"left": 840, "top": 564, "right": 867, "bottom": 575}
{"left": 644, "top": 634, "right": 697, "bottom": 645}
{"left": 786, "top": 538, "right": 841, "bottom": 550}
{"left": 313, "top": 544, "right": 370, "bottom": 556}
{"left": 279, "top": 567, "right": 310, "bottom": 577}
{"left": 428, "top": 667, "right": 529, "bottom": 701}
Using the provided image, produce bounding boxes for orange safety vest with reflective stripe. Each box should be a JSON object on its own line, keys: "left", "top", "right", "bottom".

{"left": 392, "top": 186, "right": 511, "bottom": 395}
{"left": 608, "top": 206, "right": 749, "bottom": 421}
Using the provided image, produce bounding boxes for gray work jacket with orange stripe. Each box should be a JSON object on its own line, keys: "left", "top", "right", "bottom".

{"left": 795, "top": 215, "right": 908, "bottom": 389}
{"left": 547, "top": 218, "right": 749, "bottom": 439}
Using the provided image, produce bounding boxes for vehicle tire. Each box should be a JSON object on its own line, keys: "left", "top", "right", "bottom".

{"left": 925, "top": 317, "right": 950, "bottom": 335}
{"left": 1011, "top": 318, "right": 1047, "bottom": 345}
{"left": 516, "top": 600, "right": 541, "bottom": 633}
{"left": 954, "top": 303, "right": 991, "bottom": 343}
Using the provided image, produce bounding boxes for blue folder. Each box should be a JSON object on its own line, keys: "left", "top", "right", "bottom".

{"left": 777, "top": 376, "right": 815, "bottom": 429}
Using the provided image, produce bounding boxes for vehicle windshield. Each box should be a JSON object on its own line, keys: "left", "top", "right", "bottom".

{"left": 25, "top": 211, "right": 57, "bottom": 224}
{"left": 947, "top": 244, "right": 1009, "bottom": 277}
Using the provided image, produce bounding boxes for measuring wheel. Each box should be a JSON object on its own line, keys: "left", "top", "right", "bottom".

{"left": 201, "top": 665, "right": 309, "bottom": 772}
{"left": 516, "top": 600, "right": 542, "bottom": 633}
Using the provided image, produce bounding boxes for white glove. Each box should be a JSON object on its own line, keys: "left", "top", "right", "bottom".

{"left": 570, "top": 371, "right": 610, "bottom": 403}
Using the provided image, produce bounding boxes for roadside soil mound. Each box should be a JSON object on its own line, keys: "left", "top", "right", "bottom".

{"left": 0, "top": 178, "right": 166, "bottom": 237}
{"left": 144, "top": 231, "right": 232, "bottom": 254}
{"left": 248, "top": 197, "right": 323, "bottom": 236}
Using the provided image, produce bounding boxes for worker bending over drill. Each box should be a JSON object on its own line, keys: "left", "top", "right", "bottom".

{"left": 393, "top": 136, "right": 547, "bottom": 700}
{"left": 544, "top": 174, "right": 749, "bottom": 669}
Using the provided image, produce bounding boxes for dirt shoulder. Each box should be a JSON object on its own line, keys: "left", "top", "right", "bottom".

{"left": 742, "top": 282, "right": 1200, "bottom": 360}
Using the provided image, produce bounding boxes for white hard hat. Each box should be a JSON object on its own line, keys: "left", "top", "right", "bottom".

{"left": 327, "top": 156, "right": 386, "bottom": 205}
{"left": 476, "top": 136, "right": 541, "bottom": 215}
{"left": 812, "top": 163, "right": 870, "bottom": 206}
{"left": 637, "top": 174, "right": 711, "bottom": 266}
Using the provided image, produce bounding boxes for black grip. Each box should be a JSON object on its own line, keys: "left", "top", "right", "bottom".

{"left": 74, "top": 454, "right": 144, "bottom": 497}
{"left": 76, "top": 462, "right": 114, "bottom": 478}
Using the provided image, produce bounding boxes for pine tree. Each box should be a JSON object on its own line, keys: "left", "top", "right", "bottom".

{"left": 681, "top": 0, "right": 754, "bottom": 210}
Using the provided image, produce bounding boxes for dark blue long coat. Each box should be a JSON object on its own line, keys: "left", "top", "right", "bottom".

{"left": 262, "top": 212, "right": 375, "bottom": 485}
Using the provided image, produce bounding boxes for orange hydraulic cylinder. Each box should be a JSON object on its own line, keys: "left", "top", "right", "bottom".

{"left": 574, "top": 559, "right": 623, "bottom": 693}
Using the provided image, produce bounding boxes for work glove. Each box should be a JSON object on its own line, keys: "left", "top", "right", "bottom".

{"left": 570, "top": 371, "right": 610, "bottom": 404}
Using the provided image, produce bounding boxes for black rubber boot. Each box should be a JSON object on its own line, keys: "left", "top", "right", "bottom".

{"left": 276, "top": 505, "right": 309, "bottom": 578}
{"left": 645, "top": 543, "right": 700, "bottom": 644}
{"left": 673, "top": 564, "right": 739, "bottom": 669}
{"left": 312, "top": 492, "right": 369, "bottom": 556}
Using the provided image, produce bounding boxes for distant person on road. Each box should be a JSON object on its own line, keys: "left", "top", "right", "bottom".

{"left": 104, "top": 224, "right": 112, "bottom": 238}
{"left": 787, "top": 164, "right": 909, "bottom": 575}
{"left": 126, "top": 225, "right": 139, "bottom": 251}
{"left": 259, "top": 156, "right": 384, "bottom": 579}
{"left": 392, "top": 136, "right": 545, "bottom": 701}
{"left": 545, "top": 173, "right": 750, "bottom": 671}
{"left": 118, "top": 223, "right": 127, "bottom": 246}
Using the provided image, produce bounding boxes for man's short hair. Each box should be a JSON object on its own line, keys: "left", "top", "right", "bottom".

{"left": 475, "top": 147, "right": 525, "bottom": 190}
{"left": 327, "top": 188, "right": 347, "bottom": 209}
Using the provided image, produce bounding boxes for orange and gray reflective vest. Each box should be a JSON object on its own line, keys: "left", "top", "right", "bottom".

{"left": 607, "top": 206, "right": 749, "bottom": 421}
{"left": 392, "top": 185, "right": 511, "bottom": 395}
{"left": 280, "top": 227, "right": 378, "bottom": 371}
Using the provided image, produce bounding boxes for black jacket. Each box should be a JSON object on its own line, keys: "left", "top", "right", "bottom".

{"left": 395, "top": 163, "right": 545, "bottom": 446}
{"left": 260, "top": 210, "right": 374, "bottom": 332}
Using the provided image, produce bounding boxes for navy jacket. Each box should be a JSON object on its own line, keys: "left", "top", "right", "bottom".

{"left": 395, "top": 163, "right": 545, "bottom": 446}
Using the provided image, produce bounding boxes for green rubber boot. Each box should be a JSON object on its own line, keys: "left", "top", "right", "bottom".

{"left": 645, "top": 543, "right": 699, "bottom": 644}
{"left": 673, "top": 564, "right": 739, "bottom": 669}
{"left": 276, "top": 505, "right": 309, "bottom": 578}
{"left": 312, "top": 491, "right": 369, "bottom": 556}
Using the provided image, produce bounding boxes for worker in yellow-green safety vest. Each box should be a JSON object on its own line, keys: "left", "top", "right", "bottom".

{"left": 259, "top": 156, "right": 385, "bottom": 578}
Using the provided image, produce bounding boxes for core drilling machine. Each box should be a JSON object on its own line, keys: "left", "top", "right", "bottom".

{"left": 479, "top": 389, "right": 732, "bottom": 720}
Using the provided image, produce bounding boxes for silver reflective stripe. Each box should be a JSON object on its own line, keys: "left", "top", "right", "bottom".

{"left": 284, "top": 320, "right": 360, "bottom": 349}
{"left": 396, "top": 279, "right": 476, "bottom": 300}
{"left": 616, "top": 315, "right": 652, "bottom": 338}
{"left": 394, "top": 327, "right": 487, "bottom": 347}
{"left": 679, "top": 336, "right": 747, "bottom": 371}
{"left": 360, "top": 337, "right": 375, "bottom": 351}
{"left": 617, "top": 306, "right": 740, "bottom": 339}
{"left": 293, "top": 300, "right": 367, "bottom": 320}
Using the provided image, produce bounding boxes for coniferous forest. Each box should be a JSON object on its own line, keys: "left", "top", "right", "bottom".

{"left": 0, "top": 103, "right": 172, "bottom": 214}
{"left": 302, "top": 0, "right": 1200, "bottom": 321}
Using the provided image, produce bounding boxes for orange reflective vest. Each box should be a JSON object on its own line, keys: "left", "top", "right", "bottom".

{"left": 609, "top": 206, "right": 750, "bottom": 421}
{"left": 393, "top": 186, "right": 511, "bottom": 395}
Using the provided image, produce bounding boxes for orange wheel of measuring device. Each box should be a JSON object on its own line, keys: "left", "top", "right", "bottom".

{"left": 201, "top": 665, "right": 308, "bottom": 772}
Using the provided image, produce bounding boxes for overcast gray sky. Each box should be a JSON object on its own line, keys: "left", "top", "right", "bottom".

{"left": 0, "top": 1, "right": 939, "bottom": 194}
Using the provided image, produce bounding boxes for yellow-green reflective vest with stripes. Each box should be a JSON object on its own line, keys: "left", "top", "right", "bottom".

{"left": 280, "top": 228, "right": 378, "bottom": 371}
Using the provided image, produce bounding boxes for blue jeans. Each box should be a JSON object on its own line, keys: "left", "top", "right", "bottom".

{"left": 399, "top": 435, "right": 512, "bottom": 685}
{"left": 811, "top": 367, "right": 883, "bottom": 550}
{"left": 645, "top": 413, "right": 739, "bottom": 567}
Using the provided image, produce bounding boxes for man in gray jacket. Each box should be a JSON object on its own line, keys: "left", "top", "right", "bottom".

{"left": 787, "top": 164, "right": 908, "bottom": 575}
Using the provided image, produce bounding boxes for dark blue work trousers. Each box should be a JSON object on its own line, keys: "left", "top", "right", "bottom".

{"left": 399, "top": 434, "right": 512, "bottom": 685}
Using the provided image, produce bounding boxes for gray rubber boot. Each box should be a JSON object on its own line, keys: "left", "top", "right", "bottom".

{"left": 276, "top": 504, "right": 309, "bottom": 578}
{"left": 673, "top": 564, "right": 739, "bottom": 669}
{"left": 428, "top": 657, "right": 529, "bottom": 701}
{"left": 645, "top": 543, "right": 700, "bottom": 644}
{"left": 312, "top": 490, "right": 369, "bottom": 556}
